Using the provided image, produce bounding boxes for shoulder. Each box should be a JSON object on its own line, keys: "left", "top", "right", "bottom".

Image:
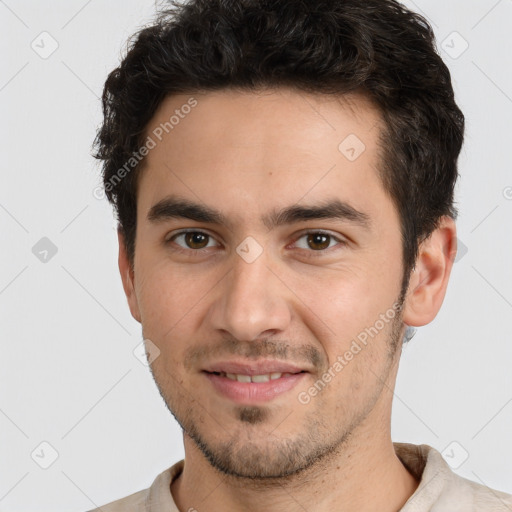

{"left": 443, "top": 473, "right": 512, "bottom": 510}
{"left": 394, "top": 442, "right": 512, "bottom": 511}
{"left": 88, "top": 488, "right": 148, "bottom": 512}
{"left": 87, "top": 461, "right": 183, "bottom": 512}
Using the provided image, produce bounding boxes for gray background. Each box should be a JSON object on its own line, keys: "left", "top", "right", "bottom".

{"left": 1, "top": 0, "right": 511, "bottom": 510}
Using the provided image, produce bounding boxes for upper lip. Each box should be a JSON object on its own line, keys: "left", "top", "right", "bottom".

{"left": 203, "top": 360, "right": 308, "bottom": 376}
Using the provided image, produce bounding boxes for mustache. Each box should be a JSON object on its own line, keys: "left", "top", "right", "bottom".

{"left": 183, "top": 337, "right": 327, "bottom": 372}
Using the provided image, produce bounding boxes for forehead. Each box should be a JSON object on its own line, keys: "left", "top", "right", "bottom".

{"left": 137, "top": 87, "right": 394, "bottom": 230}
{"left": 144, "top": 86, "right": 382, "bottom": 154}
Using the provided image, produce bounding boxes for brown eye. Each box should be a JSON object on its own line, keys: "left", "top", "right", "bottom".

{"left": 168, "top": 231, "right": 218, "bottom": 251}
{"left": 292, "top": 230, "right": 347, "bottom": 257}
{"left": 306, "top": 233, "right": 331, "bottom": 250}
{"left": 184, "top": 232, "right": 209, "bottom": 249}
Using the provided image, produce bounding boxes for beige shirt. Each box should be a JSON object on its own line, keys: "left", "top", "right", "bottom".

{"left": 91, "top": 443, "right": 512, "bottom": 511}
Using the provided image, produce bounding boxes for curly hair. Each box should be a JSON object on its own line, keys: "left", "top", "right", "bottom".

{"left": 93, "top": 0, "right": 464, "bottom": 285}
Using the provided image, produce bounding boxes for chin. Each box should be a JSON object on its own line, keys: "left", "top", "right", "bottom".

{"left": 183, "top": 412, "right": 349, "bottom": 480}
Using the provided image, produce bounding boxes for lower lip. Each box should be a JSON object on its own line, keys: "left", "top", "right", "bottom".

{"left": 204, "top": 372, "right": 306, "bottom": 403}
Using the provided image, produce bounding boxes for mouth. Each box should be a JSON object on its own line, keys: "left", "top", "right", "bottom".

{"left": 202, "top": 362, "right": 309, "bottom": 404}
{"left": 209, "top": 370, "right": 302, "bottom": 383}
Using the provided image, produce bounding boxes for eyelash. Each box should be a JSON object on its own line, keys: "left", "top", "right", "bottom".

{"left": 165, "top": 229, "right": 347, "bottom": 258}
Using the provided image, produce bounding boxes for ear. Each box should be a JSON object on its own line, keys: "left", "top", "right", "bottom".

{"left": 402, "top": 216, "right": 457, "bottom": 327}
{"left": 118, "top": 229, "right": 142, "bottom": 323}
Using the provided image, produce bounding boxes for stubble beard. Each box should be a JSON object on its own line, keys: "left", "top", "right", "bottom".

{"left": 148, "top": 307, "right": 404, "bottom": 481}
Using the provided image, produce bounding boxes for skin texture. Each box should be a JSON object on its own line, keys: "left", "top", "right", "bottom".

{"left": 118, "top": 88, "right": 457, "bottom": 512}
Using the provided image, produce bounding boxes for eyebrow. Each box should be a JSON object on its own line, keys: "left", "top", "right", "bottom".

{"left": 147, "top": 195, "right": 371, "bottom": 231}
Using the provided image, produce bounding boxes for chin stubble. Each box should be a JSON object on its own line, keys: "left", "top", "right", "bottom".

{"left": 147, "top": 298, "right": 405, "bottom": 481}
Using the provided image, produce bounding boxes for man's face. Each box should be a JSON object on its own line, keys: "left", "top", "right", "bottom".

{"left": 126, "top": 88, "right": 407, "bottom": 478}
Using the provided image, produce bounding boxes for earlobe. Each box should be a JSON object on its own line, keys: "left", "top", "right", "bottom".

{"left": 402, "top": 216, "right": 457, "bottom": 327}
{"left": 118, "top": 229, "right": 142, "bottom": 323}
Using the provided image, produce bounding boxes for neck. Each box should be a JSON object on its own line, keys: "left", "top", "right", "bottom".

{"left": 171, "top": 422, "right": 419, "bottom": 512}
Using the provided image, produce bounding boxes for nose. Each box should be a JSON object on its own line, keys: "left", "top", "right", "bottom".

{"left": 208, "top": 249, "right": 292, "bottom": 342}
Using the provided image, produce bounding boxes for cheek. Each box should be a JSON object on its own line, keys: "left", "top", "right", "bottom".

{"left": 298, "top": 262, "right": 402, "bottom": 372}
{"left": 302, "top": 270, "right": 389, "bottom": 336}
{"left": 134, "top": 259, "right": 222, "bottom": 363}
{"left": 320, "top": 314, "right": 401, "bottom": 404}
{"left": 136, "top": 256, "right": 201, "bottom": 320}
{"left": 135, "top": 264, "right": 192, "bottom": 342}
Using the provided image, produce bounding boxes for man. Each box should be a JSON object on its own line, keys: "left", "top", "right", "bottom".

{"left": 91, "top": 0, "right": 512, "bottom": 510}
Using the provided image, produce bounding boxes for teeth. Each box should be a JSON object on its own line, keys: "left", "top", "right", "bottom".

{"left": 252, "top": 374, "right": 270, "bottom": 383}
{"left": 221, "top": 372, "right": 285, "bottom": 382}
